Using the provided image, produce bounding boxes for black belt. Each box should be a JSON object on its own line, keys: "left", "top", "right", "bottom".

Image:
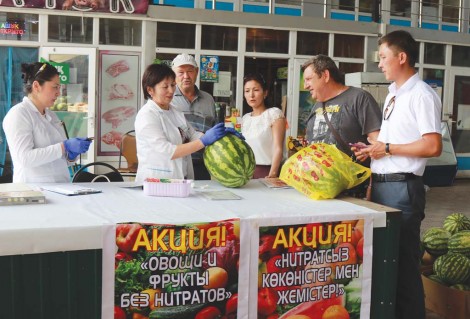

{"left": 372, "top": 173, "right": 417, "bottom": 182}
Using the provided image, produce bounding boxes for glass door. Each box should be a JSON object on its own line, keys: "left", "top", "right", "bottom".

{"left": 39, "top": 47, "right": 96, "bottom": 164}
{"left": 445, "top": 69, "right": 470, "bottom": 175}
{"left": 290, "top": 58, "right": 311, "bottom": 138}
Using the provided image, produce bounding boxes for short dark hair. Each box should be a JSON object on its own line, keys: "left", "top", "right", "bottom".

{"left": 243, "top": 73, "right": 267, "bottom": 91}
{"left": 21, "top": 62, "right": 59, "bottom": 95}
{"left": 141, "top": 63, "right": 176, "bottom": 99}
{"left": 301, "top": 55, "right": 344, "bottom": 84}
{"left": 378, "top": 30, "right": 418, "bottom": 67}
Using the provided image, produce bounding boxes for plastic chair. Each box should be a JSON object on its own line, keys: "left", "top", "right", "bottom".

{"left": 72, "top": 162, "right": 124, "bottom": 183}
{"left": 118, "top": 130, "right": 138, "bottom": 176}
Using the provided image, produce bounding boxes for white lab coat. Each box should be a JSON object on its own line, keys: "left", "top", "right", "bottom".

{"left": 134, "top": 99, "right": 203, "bottom": 183}
{"left": 3, "top": 97, "right": 70, "bottom": 183}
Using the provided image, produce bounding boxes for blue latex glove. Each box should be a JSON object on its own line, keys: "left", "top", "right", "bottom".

{"left": 64, "top": 137, "right": 92, "bottom": 159}
{"left": 225, "top": 127, "right": 245, "bottom": 140}
{"left": 66, "top": 150, "right": 80, "bottom": 160}
{"left": 200, "top": 123, "right": 227, "bottom": 146}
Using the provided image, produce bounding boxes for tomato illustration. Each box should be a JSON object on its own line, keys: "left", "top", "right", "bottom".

{"left": 114, "top": 305, "right": 126, "bottom": 319}
{"left": 195, "top": 306, "right": 222, "bottom": 319}
{"left": 225, "top": 294, "right": 238, "bottom": 315}
{"left": 258, "top": 287, "right": 278, "bottom": 316}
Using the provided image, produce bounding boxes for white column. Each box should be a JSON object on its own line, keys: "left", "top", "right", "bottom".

{"left": 461, "top": 0, "right": 470, "bottom": 33}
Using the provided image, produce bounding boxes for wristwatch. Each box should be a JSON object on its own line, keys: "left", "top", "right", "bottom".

{"left": 385, "top": 143, "right": 391, "bottom": 156}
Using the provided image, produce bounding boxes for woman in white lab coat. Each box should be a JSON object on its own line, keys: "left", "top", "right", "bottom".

{"left": 3, "top": 62, "right": 91, "bottom": 183}
{"left": 135, "top": 64, "right": 228, "bottom": 182}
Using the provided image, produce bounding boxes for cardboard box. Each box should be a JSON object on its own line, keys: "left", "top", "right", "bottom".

{"left": 421, "top": 266, "right": 470, "bottom": 319}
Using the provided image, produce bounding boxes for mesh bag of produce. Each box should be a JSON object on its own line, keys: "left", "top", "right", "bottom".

{"left": 280, "top": 143, "right": 370, "bottom": 200}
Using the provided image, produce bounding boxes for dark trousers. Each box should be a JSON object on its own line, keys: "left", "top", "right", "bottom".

{"left": 192, "top": 158, "right": 211, "bottom": 180}
{"left": 371, "top": 176, "right": 426, "bottom": 319}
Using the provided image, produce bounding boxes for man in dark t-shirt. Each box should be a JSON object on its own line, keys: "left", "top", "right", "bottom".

{"left": 303, "top": 55, "right": 382, "bottom": 158}
{"left": 302, "top": 55, "right": 382, "bottom": 197}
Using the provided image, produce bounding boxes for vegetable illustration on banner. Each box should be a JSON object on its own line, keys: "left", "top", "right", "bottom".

{"left": 200, "top": 55, "right": 219, "bottom": 82}
{"left": 114, "top": 219, "right": 240, "bottom": 319}
{"left": 258, "top": 219, "right": 366, "bottom": 319}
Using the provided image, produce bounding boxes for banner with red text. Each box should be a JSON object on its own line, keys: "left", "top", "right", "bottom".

{"left": 112, "top": 219, "right": 240, "bottom": 319}
{"left": 253, "top": 217, "right": 373, "bottom": 319}
{"left": 0, "top": 0, "right": 148, "bottom": 14}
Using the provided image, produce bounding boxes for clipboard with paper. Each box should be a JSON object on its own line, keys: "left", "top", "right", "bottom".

{"left": 41, "top": 184, "right": 102, "bottom": 196}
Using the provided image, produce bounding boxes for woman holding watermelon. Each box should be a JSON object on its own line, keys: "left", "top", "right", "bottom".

{"left": 242, "top": 73, "right": 286, "bottom": 179}
{"left": 135, "top": 64, "right": 239, "bottom": 182}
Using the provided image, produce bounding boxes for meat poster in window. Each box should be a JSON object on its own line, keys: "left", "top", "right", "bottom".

{"left": 98, "top": 51, "right": 140, "bottom": 155}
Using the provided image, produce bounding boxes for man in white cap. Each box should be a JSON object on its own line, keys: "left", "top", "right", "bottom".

{"left": 172, "top": 53, "right": 218, "bottom": 180}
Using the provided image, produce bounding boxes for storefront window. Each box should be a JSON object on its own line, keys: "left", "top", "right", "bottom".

{"left": 99, "top": 19, "right": 141, "bottom": 46}
{"left": 153, "top": 53, "right": 176, "bottom": 67}
{"left": 359, "top": 0, "right": 373, "bottom": 13}
{"left": 334, "top": 34, "right": 364, "bottom": 58}
{"left": 154, "top": 53, "right": 237, "bottom": 121}
{"left": 200, "top": 56, "right": 238, "bottom": 120}
{"left": 157, "top": 22, "right": 195, "bottom": 49}
{"left": 0, "top": 13, "right": 38, "bottom": 41}
{"left": 339, "top": 62, "right": 363, "bottom": 74}
{"left": 452, "top": 45, "right": 470, "bottom": 67}
{"left": 422, "top": 0, "right": 439, "bottom": 21}
{"left": 337, "top": 0, "right": 355, "bottom": 11}
{"left": 201, "top": 25, "right": 238, "bottom": 51}
{"left": 424, "top": 43, "right": 445, "bottom": 65}
{"left": 277, "top": 0, "right": 301, "bottom": 4}
{"left": 48, "top": 16, "right": 93, "bottom": 44}
{"left": 296, "top": 31, "right": 329, "bottom": 56}
{"left": 390, "top": 0, "right": 411, "bottom": 17}
{"left": 442, "top": 0, "right": 460, "bottom": 23}
{"left": 246, "top": 28, "right": 289, "bottom": 54}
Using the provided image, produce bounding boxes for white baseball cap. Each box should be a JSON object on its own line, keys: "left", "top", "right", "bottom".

{"left": 172, "top": 53, "right": 198, "bottom": 69}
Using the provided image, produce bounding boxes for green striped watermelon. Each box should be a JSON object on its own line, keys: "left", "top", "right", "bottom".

{"left": 450, "top": 283, "right": 470, "bottom": 291}
{"left": 422, "top": 227, "right": 451, "bottom": 256}
{"left": 448, "top": 230, "right": 470, "bottom": 258}
{"left": 433, "top": 253, "right": 470, "bottom": 285}
{"left": 443, "top": 213, "right": 470, "bottom": 235}
{"left": 204, "top": 134, "right": 255, "bottom": 188}
{"left": 427, "top": 274, "right": 447, "bottom": 286}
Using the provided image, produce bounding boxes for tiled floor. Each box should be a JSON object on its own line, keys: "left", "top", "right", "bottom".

{"left": 421, "top": 178, "right": 470, "bottom": 319}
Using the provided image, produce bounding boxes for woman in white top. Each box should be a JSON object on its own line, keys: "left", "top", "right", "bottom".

{"left": 135, "top": 64, "right": 228, "bottom": 183}
{"left": 241, "top": 73, "right": 286, "bottom": 178}
{"left": 3, "top": 62, "right": 91, "bottom": 183}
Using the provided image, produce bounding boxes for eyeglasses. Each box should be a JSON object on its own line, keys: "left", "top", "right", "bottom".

{"left": 383, "top": 96, "right": 396, "bottom": 120}
{"left": 34, "top": 63, "right": 47, "bottom": 79}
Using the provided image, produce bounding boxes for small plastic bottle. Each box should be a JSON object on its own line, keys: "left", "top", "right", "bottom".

{"left": 224, "top": 106, "right": 234, "bottom": 128}
{"left": 231, "top": 108, "right": 242, "bottom": 132}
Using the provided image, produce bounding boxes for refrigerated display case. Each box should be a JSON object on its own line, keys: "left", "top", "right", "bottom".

{"left": 423, "top": 121, "right": 458, "bottom": 186}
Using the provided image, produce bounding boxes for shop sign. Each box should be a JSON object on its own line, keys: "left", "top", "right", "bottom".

{"left": 0, "top": 22, "right": 25, "bottom": 35}
{"left": 40, "top": 58, "right": 70, "bottom": 84}
{"left": 0, "top": 0, "right": 149, "bottom": 14}
{"left": 200, "top": 55, "right": 219, "bottom": 83}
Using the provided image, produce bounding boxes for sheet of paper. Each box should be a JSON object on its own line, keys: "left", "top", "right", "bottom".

{"left": 197, "top": 190, "right": 242, "bottom": 200}
{"left": 0, "top": 183, "right": 34, "bottom": 192}
{"left": 258, "top": 178, "right": 292, "bottom": 189}
{"left": 41, "top": 184, "right": 102, "bottom": 196}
